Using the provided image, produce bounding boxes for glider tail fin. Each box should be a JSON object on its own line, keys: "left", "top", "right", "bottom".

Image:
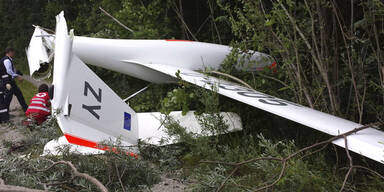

{"left": 52, "top": 12, "right": 138, "bottom": 150}
{"left": 56, "top": 54, "right": 139, "bottom": 148}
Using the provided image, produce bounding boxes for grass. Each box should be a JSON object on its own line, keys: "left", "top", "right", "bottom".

{"left": 16, "top": 78, "right": 37, "bottom": 104}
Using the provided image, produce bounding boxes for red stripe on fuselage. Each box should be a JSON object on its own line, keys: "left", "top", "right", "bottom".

{"left": 63, "top": 133, "right": 138, "bottom": 158}
{"left": 64, "top": 133, "right": 100, "bottom": 149}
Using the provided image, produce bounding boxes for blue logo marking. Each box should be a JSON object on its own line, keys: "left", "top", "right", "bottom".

{"left": 124, "top": 112, "right": 131, "bottom": 131}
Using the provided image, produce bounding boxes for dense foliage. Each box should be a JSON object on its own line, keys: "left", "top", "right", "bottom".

{"left": 0, "top": 0, "right": 383, "bottom": 191}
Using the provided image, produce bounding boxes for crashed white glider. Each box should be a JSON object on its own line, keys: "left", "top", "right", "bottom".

{"left": 26, "top": 12, "right": 384, "bottom": 163}
{"left": 34, "top": 12, "right": 243, "bottom": 155}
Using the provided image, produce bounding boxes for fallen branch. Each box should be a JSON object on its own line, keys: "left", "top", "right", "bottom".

{"left": 38, "top": 160, "right": 108, "bottom": 192}
{"left": 215, "top": 166, "right": 240, "bottom": 192}
{"left": 200, "top": 122, "right": 384, "bottom": 191}
{"left": 0, "top": 178, "right": 46, "bottom": 192}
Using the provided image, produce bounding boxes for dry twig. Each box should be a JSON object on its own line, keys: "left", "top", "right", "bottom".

{"left": 339, "top": 135, "right": 353, "bottom": 192}
{"left": 171, "top": 1, "right": 198, "bottom": 41}
{"left": 206, "top": 71, "right": 254, "bottom": 90}
{"left": 99, "top": 7, "right": 134, "bottom": 33}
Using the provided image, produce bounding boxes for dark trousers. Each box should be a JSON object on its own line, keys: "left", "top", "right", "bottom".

{"left": 0, "top": 88, "right": 9, "bottom": 122}
{"left": 5, "top": 79, "right": 28, "bottom": 112}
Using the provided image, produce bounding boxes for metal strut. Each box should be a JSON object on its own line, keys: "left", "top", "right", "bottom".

{"left": 123, "top": 85, "right": 150, "bottom": 102}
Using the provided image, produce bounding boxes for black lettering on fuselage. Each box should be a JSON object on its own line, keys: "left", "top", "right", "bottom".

{"left": 219, "top": 84, "right": 251, "bottom": 92}
{"left": 180, "top": 72, "right": 303, "bottom": 108}
{"left": 84, "top": 81, "right": 102, "bottom": 102}
{"left": 82, "top": 81, "right": 102, "bottom": 119}
{"left": 82, "top": 104, "right": 101, "bottom": 119}
{"left": 259, "top": 99, "right": 288, "bottom": 106}
{"left": 237, "top": 91, "right": 275, "bottom": 99}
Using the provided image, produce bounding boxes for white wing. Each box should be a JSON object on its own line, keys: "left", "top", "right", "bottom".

{"left": 130, "top": 62, "right": 384, "bottom": 163}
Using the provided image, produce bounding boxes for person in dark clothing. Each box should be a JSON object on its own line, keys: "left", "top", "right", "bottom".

{"left": 0, "top": 48, "right": 28, "bottom": 112}
{"left": 0, "top": 75, "right": 8, "bottom": 123}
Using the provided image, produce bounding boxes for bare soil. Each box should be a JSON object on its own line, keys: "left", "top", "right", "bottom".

{"left": 0, "top": 96, "right": 26, "bottom": 156}
{"left": 148, "top": 175, "right": 187, "bottom": 192}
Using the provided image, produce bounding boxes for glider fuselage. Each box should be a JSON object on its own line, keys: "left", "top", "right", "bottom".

{"left": 72, "top": 37, "right": 270, "bottom": 83}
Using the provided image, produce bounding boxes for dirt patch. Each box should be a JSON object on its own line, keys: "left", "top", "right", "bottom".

{"left": 149, "top": 175, "right": 187, "bottom": 192}
{"left": 0, "top": 96, "right": 27, "bottom": 156}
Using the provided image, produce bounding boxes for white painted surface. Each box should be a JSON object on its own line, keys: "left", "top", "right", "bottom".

{"left": 43, "top": 136, "right": 105, "bottom": 156}
{"left": 51, "top": 11, "right": 73, "bottom": 111}
{"left": 26, "top": 26, "right": 51, "bottom": 76}
{"left": 43, "top": 111, "right": 242, "bottom": 155}
{"left": 49, "top": 12, "right": 242, "bottom": 154}
{"left": 136, "top": 63, "right": 384, "bottom": 163}
{"left": 72, "top": 37, "right": 273, "bottom": 83}
{"left": 57, "top": 55, "right": 139, "bottom": 145}
{"left": 52, "top": 12, "right": 138, "bottom": 146}
{"left": 137, "top": 111, "right": 242, "bottom": 145}
{"left": 27, "top": 26, "right": 274, "bottom": 83}
{"left": 30, "top": 12, "right": 384, "bottom": 163}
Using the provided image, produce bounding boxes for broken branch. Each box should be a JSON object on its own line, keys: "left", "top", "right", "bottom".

{"left": 38, "top": 160, "right": 108, "bottom": 192}
{"left": 99, "top": 7, "right": 134, "bottom": 33}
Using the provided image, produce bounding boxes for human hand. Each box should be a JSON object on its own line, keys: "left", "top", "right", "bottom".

{"left": 6, "top": 84, "right": 11, "bottom": 90}
{"left": 16, "top": 70, "right": 23, "bottom": 76}
{"left": 17, "top": 76, "right": 23, "bottom": 81}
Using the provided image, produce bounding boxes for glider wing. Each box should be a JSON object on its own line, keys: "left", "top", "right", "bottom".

{"left": 129, "top": 62, "right": 384, "bottom": 163}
